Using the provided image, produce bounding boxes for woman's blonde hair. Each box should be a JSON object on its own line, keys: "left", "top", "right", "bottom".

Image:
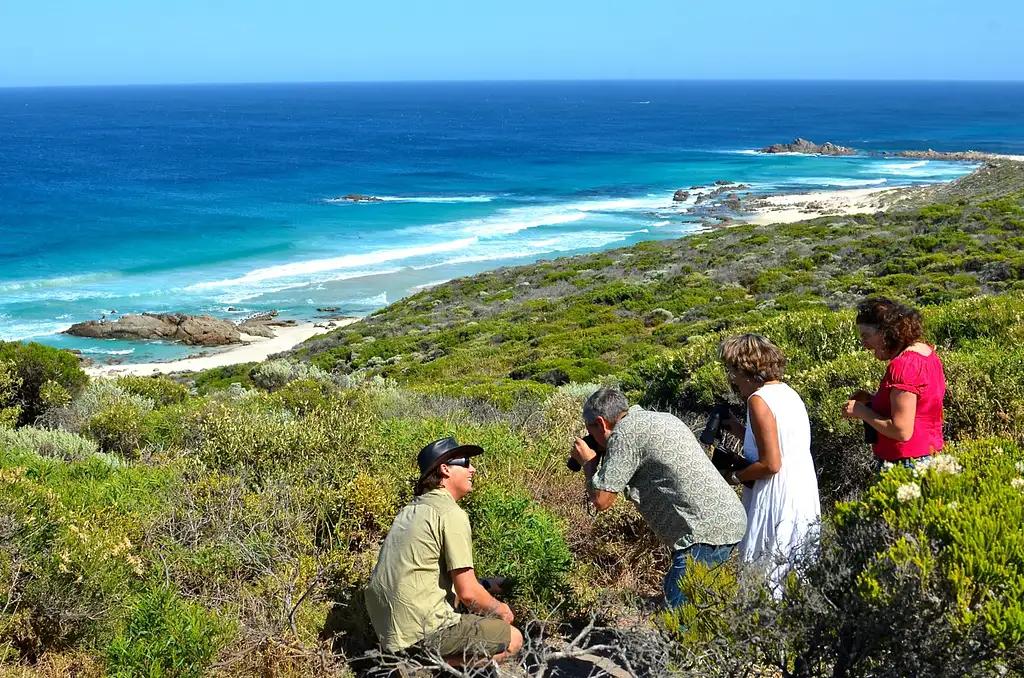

{"left": 718, "top": 334, "right": 786, "bottom": 383}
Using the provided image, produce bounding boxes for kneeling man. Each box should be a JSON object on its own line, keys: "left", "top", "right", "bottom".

{"left": 365, "top": 437, "right": 523, "bottom": 665}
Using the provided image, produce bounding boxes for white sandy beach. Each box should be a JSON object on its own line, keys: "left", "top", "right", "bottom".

{"left": 86, "top": 319, "right": 358, "bottom": 377}
{"left": 743, "top": 186, "right": 902, "bottom": 225}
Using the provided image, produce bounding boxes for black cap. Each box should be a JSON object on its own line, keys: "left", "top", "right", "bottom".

{"left": 417, "top": 437, "right": 484, "bottom": 481}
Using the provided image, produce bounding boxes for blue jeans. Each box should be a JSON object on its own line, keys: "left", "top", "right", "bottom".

{"left": 663, "top": 542, "right": 736, "bottom": 609}
{"left": 873, "top": 455, "right": 928, "bottom": 474}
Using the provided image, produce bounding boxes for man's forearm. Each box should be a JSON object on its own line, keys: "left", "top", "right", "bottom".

{"left": 459, "top": 583, "right": 503, "bottom": 615}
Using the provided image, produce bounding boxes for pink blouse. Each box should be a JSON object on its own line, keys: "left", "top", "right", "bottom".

{"left": 870, "top": 348, "right": 946, "bottom": 461}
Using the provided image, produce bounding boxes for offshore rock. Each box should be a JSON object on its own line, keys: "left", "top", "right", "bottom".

{"left": 672, "top": 190, "right": 690, "bottom": 202}
{"left": 337, "top": 194, "right": 383, "bottom": 202}
{"left": 759, "top": 138, "right": 856, "bottom": 156}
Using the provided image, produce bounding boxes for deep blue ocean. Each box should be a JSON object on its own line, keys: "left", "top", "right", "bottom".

{"left": 3, "top": 81, "right": 1024, "bottom": 362}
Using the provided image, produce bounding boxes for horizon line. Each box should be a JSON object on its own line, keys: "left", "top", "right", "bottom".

{"left": 4, "top": 77, "right": 1024, "bottom": 91}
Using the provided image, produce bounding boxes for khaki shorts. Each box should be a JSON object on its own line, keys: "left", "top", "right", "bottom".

{"left": 421, "top": 614, "right": 512, "bottom": 658}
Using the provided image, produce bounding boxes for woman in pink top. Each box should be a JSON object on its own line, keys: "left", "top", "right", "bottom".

{"left": 842, "top": 297, "right": 946, "bottom": 470}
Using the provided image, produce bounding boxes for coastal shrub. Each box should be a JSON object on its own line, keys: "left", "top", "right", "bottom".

{"left": 464, "top": 484, "right": 574, "bottom": 618}
{"left": 116, "top": 375, "right": 189, "bottom": 407}
{"left": 667, "top": 439, "right": 1024, "bottom": 677}
{"left": 190, "top": 362, "right": 256, "bottom": 394}
{"left": 107, "top": 586, "right": 231, "bottom": 678}
{"left": 942, "top": 342, "right": 1024, "bottom": 444}
{"left": 251, "top": 359, "right": 330, "bottom": 391}
{"left": 0, "top": 450, "right": 176, "bottom": 660}
{"left": 0, "top": 341, "right": 88, "bottom": 426}
{"left": 269, "top": 377, "right": 334, "bottom": 416}
{"left": 0, "top": 361, "right": 21, "bottom": 429}
{"left": 83, "top": 398, "right": 156, "bottom": 459}
{"left": 39, "top": 379, "right": 151, "bottom": 433}
{"left": 185, "top": 393, "right": 374, "bottom": 482}
{"left": 415, "top": 378, "right": 552, "bottom": 412}
{"left": 0, "top": 427, "right": 99, "bottom": 462}
{"left": 925, "top": 293, "right": 1024, "bottom": 349}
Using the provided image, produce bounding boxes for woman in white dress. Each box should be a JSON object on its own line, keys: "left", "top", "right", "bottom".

{"left": 718, "top": 334, "right": 821, "bottom": 592}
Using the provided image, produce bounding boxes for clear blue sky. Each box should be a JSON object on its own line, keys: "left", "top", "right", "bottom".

{"left": 2, "top": 0, "right": 1022, "bottom": 87}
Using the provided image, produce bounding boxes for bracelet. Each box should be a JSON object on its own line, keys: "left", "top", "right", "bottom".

{"left": 729, "top": 471, "right": 741, "bottom": 485}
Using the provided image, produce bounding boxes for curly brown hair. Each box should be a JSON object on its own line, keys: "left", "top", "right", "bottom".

{"left": 718, "top": 334, "right": 787, "bottom": 383}
{"left": 856, "top": 297, "right": 924, "bottom": 352}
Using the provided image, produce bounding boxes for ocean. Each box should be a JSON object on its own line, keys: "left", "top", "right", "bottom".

{"left": 3, "top": 81, "right": 1024, "bottom": 363}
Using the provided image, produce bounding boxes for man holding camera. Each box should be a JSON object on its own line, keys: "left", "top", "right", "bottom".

{"left": 570, "top": 388, "right": 747, "bottom": 609}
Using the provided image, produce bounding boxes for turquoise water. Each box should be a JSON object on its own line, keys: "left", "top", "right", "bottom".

{"left": 3, "top": 81, "right": 1022, "bottom": 363}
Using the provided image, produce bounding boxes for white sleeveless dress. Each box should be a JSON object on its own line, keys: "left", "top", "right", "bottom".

{"left": 740, "top": 382, "right": 821, "bottom": 590}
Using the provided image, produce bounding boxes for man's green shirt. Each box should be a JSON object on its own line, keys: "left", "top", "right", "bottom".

{"left": 365, "top": 489, "right": 474, "bottom": 651}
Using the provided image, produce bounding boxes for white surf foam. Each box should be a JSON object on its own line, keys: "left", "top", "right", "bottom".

{"left": 80, "top": 347, "right": 136, "bottom": 356}
{"left": 415, "top": 230, "right": 646, "bottom": 270}
{"left": 447, "top": 210, "right": 587, "bottom": 237}
{"left": 217, "top": 268, "right": 403, "bottom": 304}
{"left": 803, "top": 177, "right": 889, "bottom": 187}
{"left": 188, "top": 239, "right": 479, "bottom": 291}
{"left": 0, "top": 321, "right": 74, "bottom": 342}
{"left": 325, "top": 195, "right": 494, "bottom": 204}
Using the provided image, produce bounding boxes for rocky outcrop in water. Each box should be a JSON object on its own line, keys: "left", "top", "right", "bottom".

{"left": 64, "top": 311, "right": 294, "bottom": 346}
{"left": 759, "top": 138, "right": 856, "bottom": 156}
{"left": 65, "top": 313, "right": 242, "bottom": 346}
{"left": 672, "top": 190, "right": 690, "bottom": 202}
{"left": 335, "top": 194, "right": 383, "bottom": 202}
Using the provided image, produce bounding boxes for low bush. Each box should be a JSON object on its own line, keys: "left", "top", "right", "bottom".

{"left": 464, "top": 484, "right": 574, "bottom": 618}
{"left": 0, "top": 449, "right": 177, "bottom": 662}
{"left": 669, "top": 439, "right": 1024, "bottom": 677}
{"left": 0, "top": 427, "right": 99, "bottom": 462}
{"left": 251, "top": 359, "right": 330, "bottom": 392}
{"left": 1, "top": 361, "right": 23, "bottom": 429}
{"left": 107, "top": 586, "right": 232, "bottom": 678}
{"left": 0, "top": 342, "right": 88, "bottom": 426}
{"left": 116, "top": 375, "right": 190, "bottom": 407}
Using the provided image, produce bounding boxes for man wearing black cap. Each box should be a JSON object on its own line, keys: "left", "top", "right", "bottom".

{"left": 365, "top": 437, "right": 523, "bottom": 665}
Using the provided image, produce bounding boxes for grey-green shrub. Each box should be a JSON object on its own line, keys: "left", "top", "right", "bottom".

{"left": 251, "top": 359, "right": 331, "bottom": 391}
{"left": 0, "top": 426, "right": 98, "bottom": 462}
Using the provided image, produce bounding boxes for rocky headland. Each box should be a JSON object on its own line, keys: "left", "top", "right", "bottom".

{"left": 758, "top": 138, "right": 1021, "bottom": 162}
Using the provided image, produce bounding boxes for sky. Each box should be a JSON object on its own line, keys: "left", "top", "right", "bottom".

{"left": 2, "top": 0, "right": 1023, "bottom": 87}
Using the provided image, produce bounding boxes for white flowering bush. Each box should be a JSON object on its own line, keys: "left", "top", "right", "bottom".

{"left": 835, "top": 439, "right": 1024, "bottom": 651}
{"left": 895, "top": 482, "right": 922, "bottom": 502}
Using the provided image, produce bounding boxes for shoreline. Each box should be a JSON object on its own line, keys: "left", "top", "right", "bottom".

{"left": 85, "top": 319, "right": 358, "bottom": 377}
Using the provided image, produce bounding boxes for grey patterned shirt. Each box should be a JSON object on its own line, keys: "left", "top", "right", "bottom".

{"left": 591, "top": 406, "right": 747, "bottom": 551}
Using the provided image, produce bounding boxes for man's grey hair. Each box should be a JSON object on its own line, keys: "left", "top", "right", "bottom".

{"left": 582, "top": 387, "right": 629, "bottom": 424}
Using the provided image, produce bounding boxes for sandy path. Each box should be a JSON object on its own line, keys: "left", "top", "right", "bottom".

{"left": 86, "top": 319, "right": 358, "bottom": 377}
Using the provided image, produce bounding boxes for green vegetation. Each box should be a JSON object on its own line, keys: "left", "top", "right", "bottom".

{"left": 3, "top": 161, "right": 1024, "bottom": 675}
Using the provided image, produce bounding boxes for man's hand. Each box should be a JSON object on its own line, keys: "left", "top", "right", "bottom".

{"left": 493, "top": 601, "right": 514, "bottom": 624}
{"left": 571, "top": 436, "right": 598, "bottom": 466}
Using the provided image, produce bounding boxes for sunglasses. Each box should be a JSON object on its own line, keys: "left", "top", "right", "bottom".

{"left": 444, "top": 457, "right": 471, "bottom": 468}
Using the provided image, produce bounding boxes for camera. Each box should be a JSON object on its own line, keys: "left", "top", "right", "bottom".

{"left": 699, "top": 402, "right": 732, "bottom": 447}
{"left": 700, "top": 402, "right": 753, "bottom": 481}
{"left": 567, "top": 434, "right": 603, "bottom": 472}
